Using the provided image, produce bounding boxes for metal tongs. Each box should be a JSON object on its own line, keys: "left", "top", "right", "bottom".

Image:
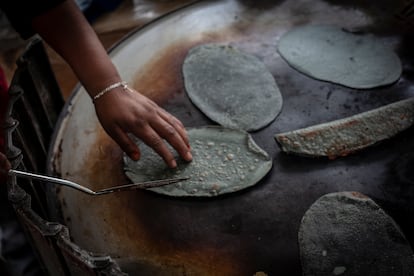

{"left": 8, "top": 169, "right": 189, "bottom": 196}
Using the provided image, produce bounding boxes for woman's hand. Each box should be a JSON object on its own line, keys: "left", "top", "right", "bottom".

{"left": 94, "top": 87, "right": 192, "bottom": 168}
{"left": 30, "top": 0, "right": 193, "bottom": 168}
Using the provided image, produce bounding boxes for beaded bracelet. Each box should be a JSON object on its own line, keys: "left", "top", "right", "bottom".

{"left": 92, "top": 81, "right": 129, "bottom": 103}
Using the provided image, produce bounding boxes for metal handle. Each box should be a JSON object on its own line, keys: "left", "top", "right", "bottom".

{"left": 8, "top": 169, "right": 190, "bottom": 196}
{"left": 9, "top": 169, "right": 96, "bottom": 195}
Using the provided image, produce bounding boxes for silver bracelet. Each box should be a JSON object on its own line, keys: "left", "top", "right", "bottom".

{"left": 92, "top": 81, "right": 128, "bottom": 103}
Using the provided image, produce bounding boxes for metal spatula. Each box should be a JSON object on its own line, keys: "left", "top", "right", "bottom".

{"left": 8, "top": 169, "right": 189, "bottom": 196}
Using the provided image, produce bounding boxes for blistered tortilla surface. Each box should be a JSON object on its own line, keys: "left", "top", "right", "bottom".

{"left": 124, "top": 127, "right": 272, "bottom": 197}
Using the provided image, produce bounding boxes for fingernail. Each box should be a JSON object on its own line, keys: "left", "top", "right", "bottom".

{"left": 131, "top": 152, "right": 139, "bottom": 161}
{"left": 185, "top": 151, "right": 192, "bottom": 161}
{"left": 170, "top": 160, "right": 177, "bottom": 168}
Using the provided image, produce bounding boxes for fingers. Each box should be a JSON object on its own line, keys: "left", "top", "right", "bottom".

{"left": 125, "top": 100, "right": 192, "bottom": 166}
{"left": 111, "top": 115, "right": 190, "bottom": 169}
{"left": 94, "top": 90, "right": 192, "bottom": 168}
{"left": 151, "top": 118, "right": 192, "bottom": 163}
{"left": 132, "top": 126, "right": 178, "bottom": 168}
{"left": 128, "top": 109, "right": 192, "bottom": 168}
{"left": 158, "top": 109, "right": 190, "bottom": 148}
{"left": 110, "top": 127, "right": 141, "bottom": 161}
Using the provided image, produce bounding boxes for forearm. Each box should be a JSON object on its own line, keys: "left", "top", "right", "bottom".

{"left": 31, "top": 0, "right": 120, "bottom": 97}
{"left": 29, "top": 0, "right": 192, "bottom": 167}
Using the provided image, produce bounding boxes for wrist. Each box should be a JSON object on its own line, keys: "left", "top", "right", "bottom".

{"left": 91, "top": 81, "right": 134, "bottom": 103}
{"left": 83, "top": 74, "right": 123, "bottom": 98}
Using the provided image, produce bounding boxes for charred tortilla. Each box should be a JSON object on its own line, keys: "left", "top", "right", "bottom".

{"left": 124, "top": 126, "right": 272, "bottom": 197}
{"left": 277, "top": 25, "right": 402, "bottom": 89}
{"left": 275, "top": 97, "right": 414, "bottom": 158}
{"left": 183, "top": 44, "right": 283, "bottom": 131}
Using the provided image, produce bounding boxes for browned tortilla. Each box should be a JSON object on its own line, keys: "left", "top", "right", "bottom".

{"left": 275, "top": 98, "right": 414, "bottom": 159}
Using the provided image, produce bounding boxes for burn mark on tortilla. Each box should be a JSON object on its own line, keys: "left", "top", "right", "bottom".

{"left": 275, "top": 97, "right": 414, "bottom": 159}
